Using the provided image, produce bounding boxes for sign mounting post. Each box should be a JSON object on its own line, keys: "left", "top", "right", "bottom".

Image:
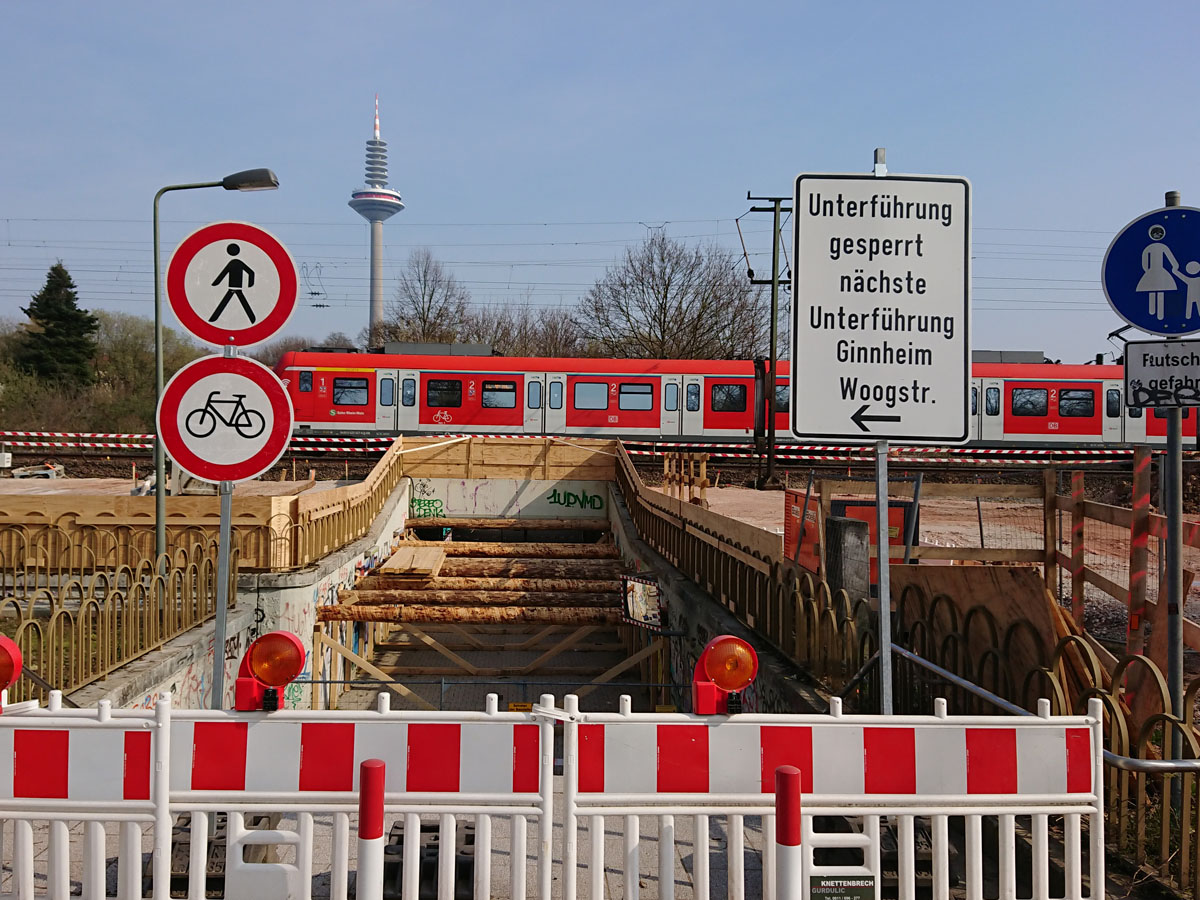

{"left": 791, "top": 153, "right": 971, "bottom": 715}
{"left": 160, "top": 220, "right": 297, "bottom": 709}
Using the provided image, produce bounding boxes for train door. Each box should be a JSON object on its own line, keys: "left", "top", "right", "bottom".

{"left": 681, "top": 376, "right": 704, "bottom": 437}
{"left": 375, "top": 369, "right": 398, "bottom": 432}
{"left": 545, "top": 373, "right": 566, "bottom": 433}
{"left": 1102, "top": 380, "right": 1123, "bottom": 442}
{"left": 979, "top": 378, "right": 1004, "bottom": 443}
{"left": 661, "top": 376, "right": 682, "bottom": 435}
{"left": 969, "top": 380, "right": 981, "bottom": 441}
{"left": 525, "top": 374, "right": 545, "bottom": 433}
{"left": 395, "top": 370, "right": 419, "bottom": 432}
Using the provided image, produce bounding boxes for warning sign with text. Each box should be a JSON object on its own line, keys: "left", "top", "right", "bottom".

{"left": 791, "top": 173, "right": 970, "bottom": 443}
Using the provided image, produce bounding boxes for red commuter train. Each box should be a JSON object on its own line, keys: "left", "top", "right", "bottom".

{"left": 273, "top": 350, "right": 1194, "bottom": 446}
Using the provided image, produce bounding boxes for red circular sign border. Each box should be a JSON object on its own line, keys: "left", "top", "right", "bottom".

{"left": 166, "top": 221, "right": 297, "bottom": 347}
{"left": 156, "top": 355, "right": 294, "bottom": 483}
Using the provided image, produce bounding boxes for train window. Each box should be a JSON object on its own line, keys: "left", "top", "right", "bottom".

{"left": 427, "top": 379, "right": 462, "bottom": 408}
{"left": 482, "top": 381, "right": 516, "bottom": 408}
{"left": 527, "top": 381, "right": 542, "bottom": 409}
{"left": 1129, "top": 405, "right": 1142, "bottom": 418}
{"left": 549, "top": 381, "right": 563, "bottom": 409}
{"left": 1106, "top": 389, "right": 1121, "bottom": 418}
{"left": 985, "top": 387, "right": 1000, "bottom": 416}
{"left": 686, "top": 383, "right": 701, "bottom": 411}
{"left": 332, "top": 377, "right": 369, "bottom": 406}
{"left": 1153, "top": 408, "right": 1192, "bottom": 419}
{"left": 1011, "top": 388, "right": 1048, "bottom": 417}
{"left": 298, "top": 371, "right": 313, "bottom": 393}
{"left": 401, "top": 378, "right": 415, "bottom": 407}
{"left": 712, "top": 383, "right": 747, "bottom": 413}
{"left": 971, "top": 387, "right": 977, "bottom": 415}
{"left": 665, "top": 383, "right": 679, "bottom": 412}
{"left": 775, "top": 385, "right": 790, "bottom": 413}
{"left": 574, "top": 382, "right": 609, "bottom": 410}
{"left": 1059, "top": 389, "right": 1094, "bottom": 418}
{"left": 618, "top": 383, "right": 654, "bottom": 411}
{"left": 380, "top": 377, "right": 395, "bottom": 407}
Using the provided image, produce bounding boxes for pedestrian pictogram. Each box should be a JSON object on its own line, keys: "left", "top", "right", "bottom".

{"left": 166, "top": 221, "right": 297, "bottom": 347}
{"left": 209, "top": 243, "right": 257, "bottom": 324}
{"left": 1103, "top": 207, "right": 1200, "bottom": 336}
{"left": 156, "top": 355, "right": 292, "bottom": 484}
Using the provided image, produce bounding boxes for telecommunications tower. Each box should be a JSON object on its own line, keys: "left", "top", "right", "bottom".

{"left": 348, "top": 96, "right": 405, "bottom": 341}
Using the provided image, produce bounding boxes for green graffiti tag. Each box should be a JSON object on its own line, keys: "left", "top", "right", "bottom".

{"left": 410, "top": 497, "right": 445, "bottom": 518}
{"left": 547, "top": 487, "right": 604, "bottom": 511}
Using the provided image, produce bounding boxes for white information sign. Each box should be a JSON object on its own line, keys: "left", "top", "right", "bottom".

{"left": 1125, "top": 337, "right": 1200, "bottom": 407}
{"left": 790, "top": 174, "right": 971, "bottom": 443}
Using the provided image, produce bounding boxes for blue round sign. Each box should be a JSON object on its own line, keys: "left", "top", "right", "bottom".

{"left": 1103, "top": 207, "right": 1200, "bottom": 335}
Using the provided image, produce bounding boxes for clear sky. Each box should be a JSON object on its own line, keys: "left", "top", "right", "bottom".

{"left": 2, "top": 2, "right": 1198, "bottom": 363}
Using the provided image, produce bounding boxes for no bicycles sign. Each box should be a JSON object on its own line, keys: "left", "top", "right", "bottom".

{"left": 157, "top": 355, "right": 293, "bottom": 483}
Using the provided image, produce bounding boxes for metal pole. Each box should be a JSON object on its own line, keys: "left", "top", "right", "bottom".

{"left": 876, "top": 440, "right": 893, "bottom": 714}
{"left": 766, "top": 199, "right": 781, "bottom": 486}
{"left": 211, "top": 479, "right": 233, "bottom": 709}
{"left": 153, "top": 188, "right": 167, "bottom": 568}
{"left": 1165, "top": 190, "right": 1184, "bottom": 769}
{"left": 153, "top": 180, "right": 223, "bottom": 569}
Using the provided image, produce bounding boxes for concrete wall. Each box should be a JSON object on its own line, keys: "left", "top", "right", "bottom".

{"left": 606, "top": 485, "right": 829, "bottom": 715}
{"left": 407, "top": 477, "right": 608, "bottom": 519}
{"left": 71, "top": 480, "right": 412, "bottom": 710}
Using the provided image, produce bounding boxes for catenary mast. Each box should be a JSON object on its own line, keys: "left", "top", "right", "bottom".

{"left": 348, "top": 96, "right": 405, "bottom": 344}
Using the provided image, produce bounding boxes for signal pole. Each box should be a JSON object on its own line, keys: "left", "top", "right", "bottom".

{"left": 747, "top": 192, "right": 792, "bottom": 488}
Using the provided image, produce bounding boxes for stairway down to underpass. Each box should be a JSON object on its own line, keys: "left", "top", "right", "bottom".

{"left": 321, "top": 517, "right": 667, "bottom": 713}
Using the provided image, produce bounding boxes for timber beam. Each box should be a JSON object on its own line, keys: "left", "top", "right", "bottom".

{"left": 400, "top": 541, "right": 619, "bottom": 559}
{"left": 317, "top": 605, "right": 623, "bottom": 624}
{"left": 406, "top": 517, "right": 610, "bottom": 531}
{"left": 355, "top": 576, "right": 622, "bottom": 593}
{"left": 339, "top": 588, "right": 620, "bottom": 606}
{"left": 438, "top": 559, "right": 626, "bottom": 578}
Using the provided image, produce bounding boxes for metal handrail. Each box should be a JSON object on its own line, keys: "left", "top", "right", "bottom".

{"left": 845, "top": 643, "right": 1200, "bottom": 774}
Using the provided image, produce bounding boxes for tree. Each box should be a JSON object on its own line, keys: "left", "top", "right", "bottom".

{"left": 247, "top": 335, "right": 314, "bottom": 367}
{"left": 381, "top": 248, "right": 470, "bottom": 345}
{"left": 12, "top": 262, "right": 100, "bottom": 382}
{"left": 575, "top": 234, "right": 768, "bottom": 359}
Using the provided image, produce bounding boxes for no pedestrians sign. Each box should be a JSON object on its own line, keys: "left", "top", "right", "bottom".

{"left": 790, "top": 174, "right": 970, "bottom": 444}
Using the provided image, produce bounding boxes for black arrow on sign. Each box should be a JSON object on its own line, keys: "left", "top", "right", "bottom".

{"left": 851, "top": 404, "right": 901, "bottom": 433}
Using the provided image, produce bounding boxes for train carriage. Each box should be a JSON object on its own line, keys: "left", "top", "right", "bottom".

{"left": 277, "top": 349, "right": 1186, "bottom": 447}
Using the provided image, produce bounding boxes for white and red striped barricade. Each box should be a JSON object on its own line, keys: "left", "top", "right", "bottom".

{"left": 0, "top": 694, "right": 171, "bottom": 899}
{"left": 0, "top": 692, "right": 554, "bottom": 900}
{"left": 559, "top": 694, "right": 1104, "bottom": 900}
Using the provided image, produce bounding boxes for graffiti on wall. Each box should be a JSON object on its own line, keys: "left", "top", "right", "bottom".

{"left": 547, "top": 487, "right": 604, "bottom": 511}
{"left": 410, "top": 497, "right": 445, "bottom": 518}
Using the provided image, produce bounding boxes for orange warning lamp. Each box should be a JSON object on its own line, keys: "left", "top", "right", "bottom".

{"left": 692, "top": 635, "right": 758, "bottom": 715}
{"left": 0, "top": 635, "right": 23, "bottom": 711}
{"left": 235, "top": 631, "right": 306, "bottom": 711}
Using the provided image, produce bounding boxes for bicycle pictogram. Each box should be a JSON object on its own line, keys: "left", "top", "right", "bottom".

{"left": 185, "top": 391, "right": 266, "bottom": 439}
{"left": 432, "top": 409, "right": 453, "bottom": 425}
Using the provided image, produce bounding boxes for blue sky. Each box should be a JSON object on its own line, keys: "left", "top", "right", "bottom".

{"left": 2, "top": 2, "right": 1198, "bottom": 363}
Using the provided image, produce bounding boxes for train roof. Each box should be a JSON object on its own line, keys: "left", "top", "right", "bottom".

{"left": 276, "top": 351, "right": 762, "bottom": 375}
{"left": 972, "top": 362, "right": 1124, "bottom": 379}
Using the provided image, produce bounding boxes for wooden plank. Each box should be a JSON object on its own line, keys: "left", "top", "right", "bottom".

{"left": 395, "top": 624, "right": 480, "bottom": 675}
{"left": 401, "top": 541, "right": 620, "bottom": 559}
{"left": 518, "top": 626, "right": 598, "bottom": 675}
{"left": 1129, "top": 446, "right": 1152, "bottom": 654}
{"left": 341, "top": 588, "right": 619, "bottom": 606}
{"left": 882, "top": 546, "right": 1043, "bottom": 563}
{"left": 407, "top": 517, "right": 610, "bottom": 531}
{"left": 1081, "top": 499, "right": 1132, "bottom": 530}
{"left": 1069, "top": 471, "right": 1085, "bottom": 624}
{"left": 1044, "top": 468, "right": 1058, "bottom": 593}
{"left": 317, "top": 605, "right": 623, "bottom": 624}
{"left": 819, "top": 479, "right": 1044, "bottom": 500}
{"left": 575, "top": 639, "right": 666, "bottom": 699}
{"left": 438, "top": 558, "right": 626, "bottom": 578}
{"left": 357, "top": 575, "right": 622, "bottom": 593}
{"left": 313, "top": 632, "right": 435, "bottom": 710}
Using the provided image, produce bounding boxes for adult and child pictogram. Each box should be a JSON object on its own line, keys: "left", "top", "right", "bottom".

{"left": 1104, "top": 207, "right": 1200, "bottom": 336}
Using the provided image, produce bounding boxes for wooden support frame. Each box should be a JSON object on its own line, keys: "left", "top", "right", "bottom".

{"left": 312, "top": 631, "right": 436, "bottom": 710}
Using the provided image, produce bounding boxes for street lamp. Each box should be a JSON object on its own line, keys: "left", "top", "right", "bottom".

{"left": 153, "top": 168, "right": 279, "bottom": 564}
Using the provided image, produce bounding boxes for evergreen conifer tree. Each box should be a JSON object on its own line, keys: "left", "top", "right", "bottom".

{"left": 14, "top": 262, "right": 100, "bottom": 383}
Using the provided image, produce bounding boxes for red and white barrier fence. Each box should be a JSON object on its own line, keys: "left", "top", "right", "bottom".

{"left": 0, "top": 690, "right": 1104, "bottom": 900}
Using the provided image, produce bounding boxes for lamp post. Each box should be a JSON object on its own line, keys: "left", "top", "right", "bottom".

{"left": 153, "top": 169, "right": 279, "bottom": 565}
